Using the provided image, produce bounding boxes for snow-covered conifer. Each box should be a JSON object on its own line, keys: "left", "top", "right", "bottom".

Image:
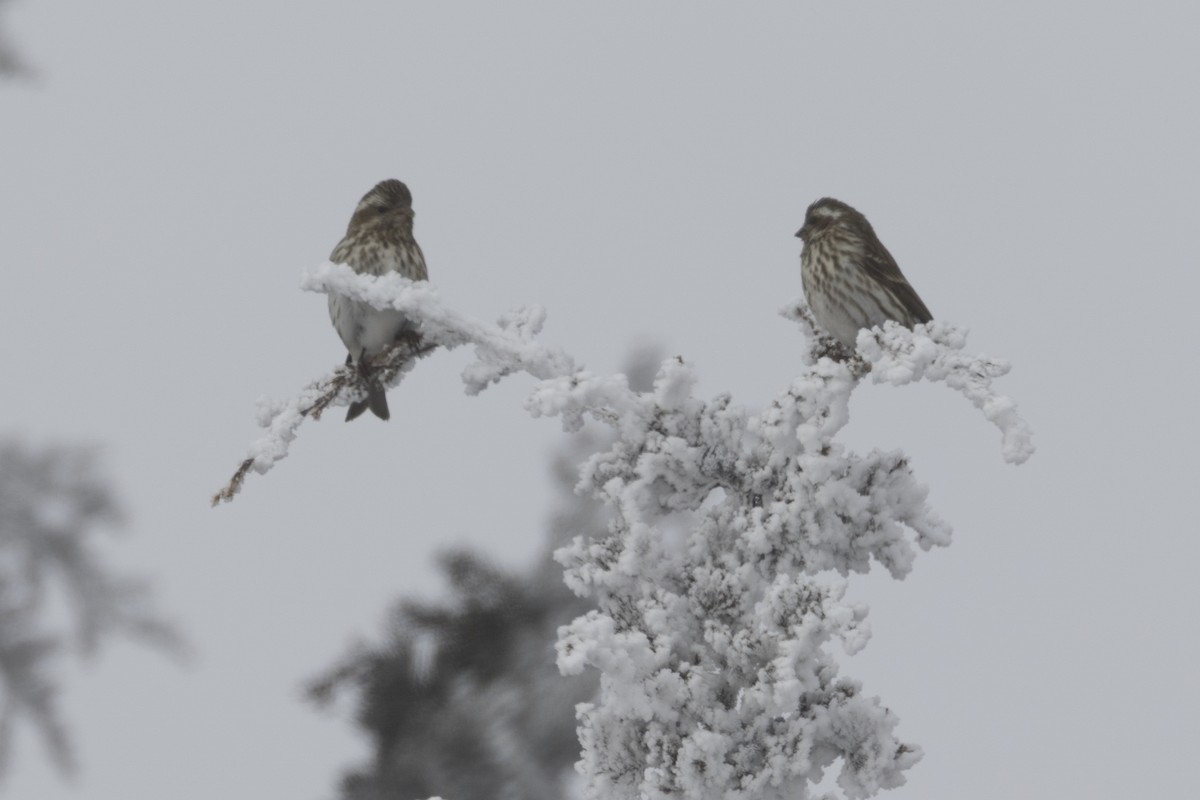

{"left": 220, "top": 264, "right": 1032, "bottom": 799}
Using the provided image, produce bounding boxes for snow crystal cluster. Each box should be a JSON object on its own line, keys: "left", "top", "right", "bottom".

{"left": 220, "top": 264, "right": 1034, "bottom": 799}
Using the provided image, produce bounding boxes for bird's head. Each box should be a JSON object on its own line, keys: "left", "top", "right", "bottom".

{"left": 795, "top": 197, "right": 858, "bottom": 242}
{"left": 347, "top": 179, "right": 414, "bottom": 233}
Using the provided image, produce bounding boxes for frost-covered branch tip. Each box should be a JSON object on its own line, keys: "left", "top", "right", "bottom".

{"left": 856, "top": 319, "right": 1035, "bottom": 464}
{"left": 212, "top": 263, "right": 578, "bottom": 505}
{"left": 784, "top": 302, "right": 1035, "bottom": 464}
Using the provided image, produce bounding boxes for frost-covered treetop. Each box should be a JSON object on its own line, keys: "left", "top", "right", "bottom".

{"left": 215, "top": 263, "right": 1033, "bottom": 800}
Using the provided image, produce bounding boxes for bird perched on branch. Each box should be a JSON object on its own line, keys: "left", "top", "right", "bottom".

{"left": 796, "top": 198, "right": 932, "bottom": 352}
{"left": 328, "top": 179, "right": 429, "bottom": 421}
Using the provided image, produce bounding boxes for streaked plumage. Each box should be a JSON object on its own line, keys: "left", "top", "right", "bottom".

{"left": 329, "top": 179, "right": 428, "bottom": 421}
{"left": 796, "top": 197, "right": 932, "bottom": 350}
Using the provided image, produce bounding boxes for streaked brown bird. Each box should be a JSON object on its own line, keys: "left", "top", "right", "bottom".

{"left": 796, "top": 198, "right": 932, "bottom": 351}
{"left": 328, "top": 179, "right": 429, "bottom": 421}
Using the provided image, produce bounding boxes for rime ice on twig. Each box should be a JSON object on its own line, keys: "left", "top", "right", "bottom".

{"left": 784, "top": 302, "right": 1036, "bottom": 464}
{"left": 212, "top": 263, "right": 577, "bottom": 505}
{"left": 784, "top": 301, "right": 858, "bottom": 366}
{"left": 210, "top": 336, "right": 434, "bottom": 506}
{"left": 302, "top": 263, "right": 576, "bottom": 388}
{"left": 857, "top": 320, "right": 1036, "bottom": 464}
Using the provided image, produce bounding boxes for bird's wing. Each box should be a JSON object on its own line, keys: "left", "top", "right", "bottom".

{"left": 859, "top": 241, "right": 933, "bottom": 323}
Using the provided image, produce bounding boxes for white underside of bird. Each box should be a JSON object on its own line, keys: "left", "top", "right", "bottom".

{"left": 328, "top": 295, "right": 413, "bottom": 361}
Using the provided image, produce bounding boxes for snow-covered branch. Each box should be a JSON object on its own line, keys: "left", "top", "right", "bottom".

{"left": 212, "top": 263, "right": 578, "bottom": 505}
{"left": 215, "top": 262, "right": 1035, "bottom": 800}
{"left": 301, "top": 263, "right": 577, "bottom": 392}
{"left": 856, "top": 321, "right": 1034, "bottom": 465}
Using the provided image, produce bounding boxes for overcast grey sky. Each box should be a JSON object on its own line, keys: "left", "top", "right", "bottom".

{"left": 3, "top": 2, "right": 1198, "bottom": 798}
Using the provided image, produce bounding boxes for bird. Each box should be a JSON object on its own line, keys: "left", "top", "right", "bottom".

{"left": 328, "top": 179, "right": 429, "bottom": 421}
{"left": 795, "top": 197, "right": 932, "bottom": 351}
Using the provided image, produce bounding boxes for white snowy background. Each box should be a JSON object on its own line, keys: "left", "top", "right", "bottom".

{"left": 2, "top": 2, "right": 1196, "bottom": 798}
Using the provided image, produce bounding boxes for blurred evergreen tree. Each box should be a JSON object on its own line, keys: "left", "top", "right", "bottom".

{"left": 0, "top": 441, "right": 182, "bottom": 777}
{"left": 308, "top": 346, "right": 662, "bottom": 800}
{"left": 0, "top": 0, "right": 29, "bottom": 77}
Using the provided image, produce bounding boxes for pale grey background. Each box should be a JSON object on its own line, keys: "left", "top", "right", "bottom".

{"left": 2, "top": 2, "right": 1197, "bottom": 798}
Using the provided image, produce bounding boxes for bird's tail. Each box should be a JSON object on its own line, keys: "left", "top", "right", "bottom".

{"left": 346, "top": 380, "right": 390, "bottom": 422}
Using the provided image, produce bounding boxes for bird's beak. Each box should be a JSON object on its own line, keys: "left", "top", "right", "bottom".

{"left": 795, "top": 225, "right": 808, "bottom": 241}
